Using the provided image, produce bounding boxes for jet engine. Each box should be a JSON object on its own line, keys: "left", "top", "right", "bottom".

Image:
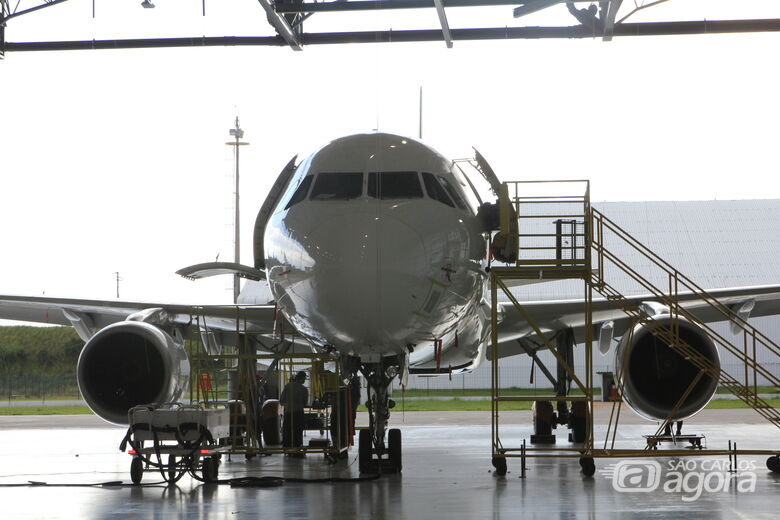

{"left": 76, "top": 321, "right": 189, "bottom": 425}
{"left": 615, "top": 315, "right": 719, "bottom": 422}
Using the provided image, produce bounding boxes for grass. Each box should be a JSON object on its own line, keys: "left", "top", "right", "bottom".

{"left": 396, "top": 386, "right": 778, "bottom": 397}
{"left": 359, "top": 399, "right": 533, "bottom": 412}
{"left": 0, "top": 395, "right": 82, "bottom": 402}
{"left": 1, "top": 394, "right": 778, "bottom": 416}
{"left": 704, "top": 398, "right": 780, "bottom": 410}
{"left": 357, "top": 397, "right": 780, "bottom": 413}
{"left": 715, "top": 385, "right": 778, "bottom": 395}
{"left": 4, "top": 386, "right": 775, "bottom": 402}
{"left": 0, "top": 406, "right": 92, "bottom": 415}
{"left": 396, "top": 387, "right": 600, "bottom": 397}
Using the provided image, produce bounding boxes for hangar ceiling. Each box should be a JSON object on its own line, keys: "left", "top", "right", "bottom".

{"left": 2, "top": 0, "right": 780, "bottom": 56}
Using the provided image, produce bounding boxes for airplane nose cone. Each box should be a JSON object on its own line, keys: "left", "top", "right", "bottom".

{"left": 308, "top": 212, "right": 427, "bottom": 346}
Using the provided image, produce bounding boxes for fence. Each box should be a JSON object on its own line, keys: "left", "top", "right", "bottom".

{"left": 0, "top": 374, "right": 80, "bottom": 401}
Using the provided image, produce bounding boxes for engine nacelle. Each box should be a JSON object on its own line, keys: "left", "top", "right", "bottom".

{"left": 76, "top": 321, "right": 189, "bottom": 425}
{"left": 615, "top": 315, "right": 719, "bottom": 422}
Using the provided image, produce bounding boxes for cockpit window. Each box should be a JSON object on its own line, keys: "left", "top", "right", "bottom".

{"left": 368, "top": 171, "right": 423, "bottom": 200}
{"left": 285, "top": 175, "right": 313, "bottom": 210}
{"left": 422, "top": 172, "right": 454, "bottom": 208}
{"left": 437, "top": 176, "right": 468, "bottom": 210}
{"left": 310, "top": 172, "right": 363, "bottom": 200}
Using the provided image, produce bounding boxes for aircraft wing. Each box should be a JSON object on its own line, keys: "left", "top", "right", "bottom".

{"left": 0, "top": 294, "right": 283, "bottom": 341}
{"left": 492, "top": 284, "right": 780, "bottom": 359}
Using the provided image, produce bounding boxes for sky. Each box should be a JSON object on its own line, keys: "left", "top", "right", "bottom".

{"left": 1, "top": 0, "right": 779, "bottom": 309}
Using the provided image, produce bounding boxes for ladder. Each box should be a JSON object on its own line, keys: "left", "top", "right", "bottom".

{"left": 490, "top": 179, "right": 780, "bottom": 474}
{"left": 590, "top": 207, "right": 780, "bottom": 428}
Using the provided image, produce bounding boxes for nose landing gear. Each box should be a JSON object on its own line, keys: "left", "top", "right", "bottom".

{"left": 356, "top": 356, "right": 403, "bottom": 474}
{"left": 359, "top": 427, "right": 403, "bottom": 474}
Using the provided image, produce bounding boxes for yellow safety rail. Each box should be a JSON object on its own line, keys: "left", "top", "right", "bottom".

{"left": 491, "top": 180, "right": 780, "bottom": 469}
{"left": 590, "top": 207, "right": 780, "bottom": 428}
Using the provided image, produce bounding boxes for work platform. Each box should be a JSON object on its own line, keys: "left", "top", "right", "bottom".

{"left": 488, "top": 179, "right": 780, "bottom": 477}
{"left": 115, "top": 308, "right": 355, "bottom": 483}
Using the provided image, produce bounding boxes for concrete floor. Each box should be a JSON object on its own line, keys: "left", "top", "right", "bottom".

{"left": 1, "top": 411, "right": 779, "bottom": 519}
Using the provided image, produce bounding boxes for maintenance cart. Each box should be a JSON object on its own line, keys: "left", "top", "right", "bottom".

{"left": 643, "top": 433, "right": 706, "bottom": 450}
{"left": 120, "top": 403, "right": 231, "bottom": 484}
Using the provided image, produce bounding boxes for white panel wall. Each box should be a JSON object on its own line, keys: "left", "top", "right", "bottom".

{"left": 404, "top": 316, "right": 780, "bottom": 391}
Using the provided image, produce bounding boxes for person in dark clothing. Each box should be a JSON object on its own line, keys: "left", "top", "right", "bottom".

{"left": 281, "top": 371, "right": 308, "bottom": 453}
{"left": 350, "top": 375, "right": 361, "bottom": 427}
{"left": 664, "top": 421, "right": 683, "bottom": 436}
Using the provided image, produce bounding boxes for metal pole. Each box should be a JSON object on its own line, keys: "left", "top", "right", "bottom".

{"left": 418, "top": 86, "right": 423, "bottom": 140}
{"left": 234, "top": 121, "right": 240, "bottom": 304}
{"left": 226, "top": 117, "right": 249, "bottom": 304}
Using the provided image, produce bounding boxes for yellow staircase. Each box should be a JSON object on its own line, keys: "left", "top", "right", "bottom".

{"left": 589, "top": 207, "right": 780, "bottom": 428}
{"left": 490, "top": 180, "right": 780, "bottom": 470}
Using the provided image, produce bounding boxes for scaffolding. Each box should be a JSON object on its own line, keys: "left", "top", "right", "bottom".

{"left": 185, "top": 306, "right": 351, "bottom": 461}
{"left": 490, "top": 180, "right": 780, "bottom": 476}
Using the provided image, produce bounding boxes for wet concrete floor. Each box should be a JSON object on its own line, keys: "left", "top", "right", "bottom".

{"left": 1, "top": 410, "right": 778, "bottom": 519}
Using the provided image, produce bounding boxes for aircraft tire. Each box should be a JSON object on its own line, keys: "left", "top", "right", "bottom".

{"left": 492, "top": 456, "right": 507, "bottom": 476}
{"left": 358, "top": 429, "right": 372, "bottom": 473}
{"left": 203, "top": 457, "right": 218, "bottom": 482}
{"left": 767, "top": 455, "right": 780, "bottom": 473}
{"left": 388, "top": 428, "right": 402, "bottom": 473}
{"left": 580, "top": 457, "right": 595, "bottom": 477}
{"left": 569, "top": 402, "right": 588, "bottom": 443}
{"left": 130, "top": 457, "right": 143, "bottom": 484}
{"left": 167, "top": 454, "right": 177, "bottom": 480}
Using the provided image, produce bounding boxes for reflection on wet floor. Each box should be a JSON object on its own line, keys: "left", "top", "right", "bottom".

{"left": 0, "top": 414, "right": 778, "bottom": 519}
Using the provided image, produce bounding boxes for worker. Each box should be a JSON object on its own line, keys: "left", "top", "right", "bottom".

{"left": 280, "top": 371, "right": 308, "bottom": 454}
{"left": 664, "top": 420, "right": 683, "bottom": 436}
{"left": 350, "top": 375, "right": 361, "bottom": 428}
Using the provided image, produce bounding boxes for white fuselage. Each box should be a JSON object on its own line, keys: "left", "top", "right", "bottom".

{"left": 264, "top": 133, "right": 490, "bottom": 371}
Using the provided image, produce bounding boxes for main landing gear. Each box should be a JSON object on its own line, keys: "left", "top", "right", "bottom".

{"left": 356, "top": 356, "right": 403, "bottom": 474}
{"left": 767, "top": 455, "right": 780, "bottom": 473}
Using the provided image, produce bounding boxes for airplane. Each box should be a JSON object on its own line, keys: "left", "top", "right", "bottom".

{"left": 2, "top": 131, "right": 780, "bottom": 474}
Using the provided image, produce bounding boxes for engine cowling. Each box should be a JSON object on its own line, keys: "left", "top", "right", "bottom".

{"left": 615, "top": 315, "right": 719, "bottom": 422}
{"left": 76, "top": 321, "right": 189, "bottom": 425}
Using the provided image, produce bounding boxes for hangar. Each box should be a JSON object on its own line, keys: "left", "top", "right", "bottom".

{"left": 1, "top": 2, "right": 779, "bottom": 519}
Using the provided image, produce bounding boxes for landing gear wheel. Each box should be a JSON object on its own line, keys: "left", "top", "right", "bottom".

{"left": 358, "top": 429, "right": 372, "bottom": 474}
{"left": 388, "top": 428, "right": 402, "bottom": 473}
{"left": 130, "top": 457, "right": 143, "bottom": 484}
{"left": 492, "top": 456, "right": 507, "bottom": 476}
{"left": 580, "top": 457, "right": 596, "bottom": 477}
{"left": 569, "top": 402, "right": 587, "bottom": 443}
{"left": 766, "top": 455, "right": 780, "bottom": 473}
{"left": 167, "top": 454, "right": 177, "bottom": 481}
{"left": 202, "top": 457, "right": 219, "bottom": 482}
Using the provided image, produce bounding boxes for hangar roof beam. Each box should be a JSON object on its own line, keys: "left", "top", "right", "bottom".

{"left": 432, "top": 0, "right": 453, "bottom": 48}
{"left": 257, "top": 0, "right": 303, "bottom": 51}
{"left": 273, "top": 0, "right": 525, "bottom": 13}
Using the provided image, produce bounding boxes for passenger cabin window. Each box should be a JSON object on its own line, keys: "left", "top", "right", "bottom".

{"left": 422, "top": 172, "right": 454, "bottom": 208}
{"left": 368, "top": 171, "right": 423, "bottom": 200}
{"left": 310, "top": 172, "right": 363, "bottom": 200}
{"left": 285, "top": 175, "right": 314, "bottom": 210}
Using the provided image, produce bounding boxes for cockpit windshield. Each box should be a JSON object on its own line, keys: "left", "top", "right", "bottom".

{"left": 310, "top": 172, "right": 363, "bottom": 200}
{"left": 368, "top": 171, "right": 423, "bottom": 200}
{"left": 285, "top": 175, "right": 313, "bottom": 210}
{"left": 437, "top": 176, "right": 468, "bottom": 210}
{"left": 422, "top": 172, "right": 454, "bottom": 208}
